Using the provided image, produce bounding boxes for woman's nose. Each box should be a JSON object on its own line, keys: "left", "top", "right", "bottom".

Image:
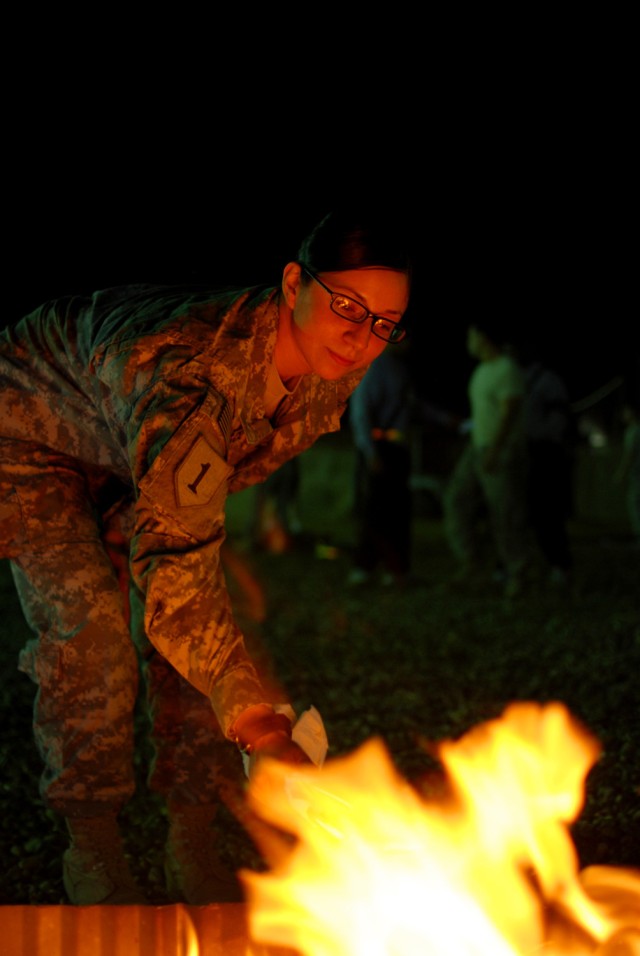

{"left": 343, "top": 320, "right": 372, "bottom": 345}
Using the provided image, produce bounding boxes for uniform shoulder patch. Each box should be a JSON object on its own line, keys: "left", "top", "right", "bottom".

{"left": 175, "top": 434, "right": 228, "bottom": 508}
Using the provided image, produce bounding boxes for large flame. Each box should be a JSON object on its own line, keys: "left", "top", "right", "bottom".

{"left": 242, "top": 702, "right": 640, "bottom": 955}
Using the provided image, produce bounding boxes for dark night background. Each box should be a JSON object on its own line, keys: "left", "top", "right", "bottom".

{"left": 5, "top": 178, "right": 637, "bottom": 419}
{"left": 4, "top": 10, "right": 637, "bottom": 417}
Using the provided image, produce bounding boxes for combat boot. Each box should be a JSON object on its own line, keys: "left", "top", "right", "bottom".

{"left": 63, "top": 814, "right": 147, "bottom": 905}
{"left": 165, "top": 803, "right": 244, "bottom": 904}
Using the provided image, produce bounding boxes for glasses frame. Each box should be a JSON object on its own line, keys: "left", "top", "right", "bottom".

{"left": 301, "top": 266, "right": 406, "bottom": 344}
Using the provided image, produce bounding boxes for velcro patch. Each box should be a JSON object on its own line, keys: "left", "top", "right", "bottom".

{"left": 175, "top": 435, "right": 225, "bottom": 508}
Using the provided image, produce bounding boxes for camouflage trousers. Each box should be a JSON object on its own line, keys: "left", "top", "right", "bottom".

{"left": 2, "top": 445, "right": 233, "bottom": 818}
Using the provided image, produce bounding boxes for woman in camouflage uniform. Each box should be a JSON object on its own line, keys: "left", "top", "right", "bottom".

{"left": 0, "top": 209, "right": 413, "bottom": 904}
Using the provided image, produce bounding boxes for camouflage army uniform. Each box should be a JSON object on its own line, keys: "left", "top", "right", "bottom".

{"left": 0, "top": 282, "right": 364, "bottom": 817}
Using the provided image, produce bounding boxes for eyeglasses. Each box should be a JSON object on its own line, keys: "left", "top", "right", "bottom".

{"left": 301, "top": 266, "right": 406, "bottom": 344}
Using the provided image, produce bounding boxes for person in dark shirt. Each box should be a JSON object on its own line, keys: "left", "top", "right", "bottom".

{"left": 348, "top": 344, "right": 415, "bottom": 587}
{"left": 516, "top": 340, "right": 575, "bottom": 586}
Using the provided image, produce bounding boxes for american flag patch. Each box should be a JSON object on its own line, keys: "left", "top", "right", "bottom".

{"left": 218, "top": 401, "right": 232, "bottom": 448}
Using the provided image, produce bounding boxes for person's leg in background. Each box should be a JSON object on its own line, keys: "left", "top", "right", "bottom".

{"left": 349, "top": 446, "right": 381, "bottom": 585}
{"left": 442, "top": 442, "right": 486, "bottom": 581}
{"left": 527, "top": 440, "right": 573, "bottom": 585}
{"left": 481, "top": 451, "right": 532, "bottom": 597}
{"left": 376, "top": 439, "right": 413, "bottom": 586}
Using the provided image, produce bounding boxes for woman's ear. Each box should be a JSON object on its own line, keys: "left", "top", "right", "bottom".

{"left": 281, "top": 262, "right": 303, "bottom": 309}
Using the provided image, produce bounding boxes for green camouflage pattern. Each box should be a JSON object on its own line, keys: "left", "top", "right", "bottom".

{"left": 0, "top": 282, "right": 366, "bottom": 812}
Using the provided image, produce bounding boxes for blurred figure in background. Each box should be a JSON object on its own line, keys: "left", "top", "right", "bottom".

{"left": 515, "top": 339, "right": 575, "bottom": 588}
{"left": 347, "top": 343, "right": 414, "bottom": 588}
{"left": 252, "top": 459, "right": 302, "bottom": 554}
{"left": 613, "top": 391, "right": 640, "bottom": 549}
{"left": 443, "top": 320, "right": 530, "bottom": 598}
{"left": 347, "top": 344, "right": 461, "bottom": 588}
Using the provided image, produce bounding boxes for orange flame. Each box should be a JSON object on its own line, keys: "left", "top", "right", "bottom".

{"left": 242, "top": 702, "right": 640, "bottom": 955}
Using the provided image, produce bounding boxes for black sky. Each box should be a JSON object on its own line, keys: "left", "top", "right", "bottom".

{"left": 5, "top": 167, "right": 636, "bottom": 414}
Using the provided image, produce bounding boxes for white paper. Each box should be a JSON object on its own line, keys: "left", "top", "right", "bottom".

{"left": 243, "top": 704, "right": 329, "bottom": 777}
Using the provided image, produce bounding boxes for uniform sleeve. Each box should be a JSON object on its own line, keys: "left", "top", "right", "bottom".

{"left": 130, "top": 389, "right": 268, "bottom": 737}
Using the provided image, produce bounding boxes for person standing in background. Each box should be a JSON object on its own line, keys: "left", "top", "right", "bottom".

{"left": 347, "top": 343, "right": 415, "bottom": 588}
{"left": 613, "top": 391, "right": 640, "bottom": 549}
{"left": 443, "top": 320, "right": 530, "bottom": 598}
{"left": 515, "top": 339, "right": 575, "bottom": 587}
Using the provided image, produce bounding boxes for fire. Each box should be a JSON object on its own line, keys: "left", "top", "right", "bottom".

{"left": 242, "top": 702, "right": 640, "bottom": 955}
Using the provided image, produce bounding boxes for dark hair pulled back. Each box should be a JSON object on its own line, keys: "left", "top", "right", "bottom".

{"left": 297, "top": 208, "right": 414, "bottom": 278}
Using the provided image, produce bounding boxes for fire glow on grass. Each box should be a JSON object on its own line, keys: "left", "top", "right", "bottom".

{"left": 242, "top": 701, "right": 640, "bottom": 956}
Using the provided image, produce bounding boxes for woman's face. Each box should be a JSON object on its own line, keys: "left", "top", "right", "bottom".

{"left": 286, "top": 265, "right": 410, "bottom": 381}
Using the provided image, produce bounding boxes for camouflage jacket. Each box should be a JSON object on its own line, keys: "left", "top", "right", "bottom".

{"left": 0, "top": 283, "right": 366, "bottom": 734}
